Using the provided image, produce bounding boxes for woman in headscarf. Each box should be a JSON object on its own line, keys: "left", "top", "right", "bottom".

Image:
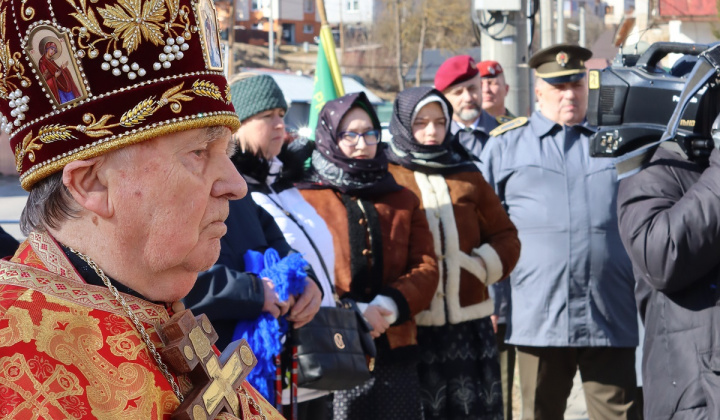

{"left": 298, "top": 92, "right": 438, "bottom": 420}
{"left": 386, "top": 86, "right": 520, "bottom": 420}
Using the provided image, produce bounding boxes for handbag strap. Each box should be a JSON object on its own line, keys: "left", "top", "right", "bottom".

{"left": 263, "top": 191, "right": 338, "bottom": 298}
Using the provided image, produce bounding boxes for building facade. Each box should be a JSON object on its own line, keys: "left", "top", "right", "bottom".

{"left": 234, "top": 0, "right": 320, "bottom": 45}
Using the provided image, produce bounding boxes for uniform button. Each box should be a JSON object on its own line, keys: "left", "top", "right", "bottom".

{"left": 362, "top": 249, "right": 372, "bottom": 256}
{"left": 358, "top": 218, "right": 366, "bottom": 225}
{"left": 437, "top": 255, "right": 445, "bottom": 261}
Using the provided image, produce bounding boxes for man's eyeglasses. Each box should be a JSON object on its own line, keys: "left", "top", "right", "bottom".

{"left": 338, "top": 130, "right": 380, "bottom": 146}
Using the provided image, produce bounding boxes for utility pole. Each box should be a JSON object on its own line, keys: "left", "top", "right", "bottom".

{"left": 556, "top": 0, "right": 564, "bottom": 43}
{"left": 476, "top": 0, "right": 530, "bottom": 116}
{"left": 394, "top": 0, "right": 404, "bottom": 91}
{"left": 228, "top": 0, "right": 235, "bottom": 76}
{"left": 339, "top": 0, "right": 344, "bottom": 60}
{"left": 579, "top": 4, "right": 586, "bottom": 47}
{"left": 268, "top": 0, "right": 275, "bottom": 66}
{"left": 540, "top": 0, "right": 553, "bottom": 48}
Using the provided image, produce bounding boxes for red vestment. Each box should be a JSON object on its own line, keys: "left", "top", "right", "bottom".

{"left": 0, "top": 231, "right": 284, "bottom": 419}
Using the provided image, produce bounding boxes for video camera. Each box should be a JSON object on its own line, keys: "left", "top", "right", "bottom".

{"left": 587, "top": 42, "right": 720, "bottom": 163}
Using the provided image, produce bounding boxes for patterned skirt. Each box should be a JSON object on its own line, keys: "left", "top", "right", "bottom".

{"left": 333, "top": 357, "right": 423, "bottom": 420}
{"left": 417, "top": 317, "right": 503, "bottom": 420}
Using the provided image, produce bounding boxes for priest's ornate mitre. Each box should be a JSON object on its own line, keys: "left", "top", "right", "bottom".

{"left": 0, "top": 0, "right": 240, "bottom": 190}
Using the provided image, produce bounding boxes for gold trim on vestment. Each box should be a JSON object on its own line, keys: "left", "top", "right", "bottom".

{"left": 0, "top": 231, "right": 169, "bottom": 324}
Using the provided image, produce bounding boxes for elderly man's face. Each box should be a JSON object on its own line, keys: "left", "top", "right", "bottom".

{"left": 481, "top": 75, "right": 509, "bottom": 114}
{"left": 442, "top": 74, "right": 482, "bottom": 125}
{"left": 108, "top": 126, "right": 245, "bottom": 301}
{"left": 535, "top": 76, "right": 588, "bottom": 126}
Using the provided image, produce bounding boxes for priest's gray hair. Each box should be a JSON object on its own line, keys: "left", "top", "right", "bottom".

{"left": 20, "top": 172, "right": 80, "bottom": 235}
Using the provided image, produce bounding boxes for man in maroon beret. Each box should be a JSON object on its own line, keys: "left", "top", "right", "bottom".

{"left": 478, "top": 60, "right": 516, "bottom": 124}
{"left": 434, "top": 54, "right": 499, "bottom": 158}
{"left": 0, "top": 0, "right": 284, "bottom": 417}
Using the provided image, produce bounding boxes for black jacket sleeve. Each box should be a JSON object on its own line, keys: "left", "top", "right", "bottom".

{"left": 0, "top": 226, "right": 19, "bottom": 258}
{"left": 185, "top": 268, "right": 265, "bottom": 321}
{"left": 617, "top": 147, "right": 720, "bottom": 294}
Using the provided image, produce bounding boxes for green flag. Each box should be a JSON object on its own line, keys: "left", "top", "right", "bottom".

{"left": 308, "top": 25, "right": 344, "bottom": 141}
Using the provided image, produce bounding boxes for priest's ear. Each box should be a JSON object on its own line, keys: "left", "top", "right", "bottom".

{"left": 62, "top": 156, "right": 112, "bottom": 218}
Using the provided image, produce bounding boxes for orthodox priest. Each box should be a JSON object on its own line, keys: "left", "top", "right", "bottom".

{"left": 0, "top": 0, "right": 284, "bottom": 417}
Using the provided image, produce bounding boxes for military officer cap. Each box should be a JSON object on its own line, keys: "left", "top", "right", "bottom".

{"left": 529, "top": 44, "right": 592, "bottom": 84}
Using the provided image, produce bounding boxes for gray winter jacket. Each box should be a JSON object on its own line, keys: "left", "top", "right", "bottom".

{"left": 617, "top": 146, "right": 720, "bottom": 420}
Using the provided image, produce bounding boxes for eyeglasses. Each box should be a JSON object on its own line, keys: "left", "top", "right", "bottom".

{"left": 338, "top": 130, "right": 380, "bottom": 146}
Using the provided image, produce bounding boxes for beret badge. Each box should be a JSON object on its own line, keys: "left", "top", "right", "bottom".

{"left": 0, "top": 0, "right": 239, "bottom": 190}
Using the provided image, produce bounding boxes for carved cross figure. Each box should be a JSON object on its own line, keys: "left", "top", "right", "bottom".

{"left": 157, "top": 309, "right": 258, "bottom": 420}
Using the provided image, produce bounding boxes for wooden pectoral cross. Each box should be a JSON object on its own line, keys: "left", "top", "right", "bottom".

{"left": 158, "top": 309, "right": 258, "bottom": 420}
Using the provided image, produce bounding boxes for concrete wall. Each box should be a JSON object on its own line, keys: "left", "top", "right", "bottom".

{"left": 668, "top": 20, "right": 717, "bottom": 44}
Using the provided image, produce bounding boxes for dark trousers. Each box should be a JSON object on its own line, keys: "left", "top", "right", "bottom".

{"left": 282, "top": 394, "right": 333, "bottom": 420}
{"left": 496, "top": 323, "right": 516, "bottom": 420}
{"left": 516, "top": 346, "right": 637, "bottom": 420}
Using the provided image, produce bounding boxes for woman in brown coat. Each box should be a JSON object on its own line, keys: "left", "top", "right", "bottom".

{"left": 298, "top": 92, "right": 438, "bottom": 420}
{"left": 386, "top": 87, "right": 520, "bottom": 420}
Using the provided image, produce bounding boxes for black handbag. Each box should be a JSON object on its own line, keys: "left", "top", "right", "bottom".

{"left": 264, "top": 194, "right": 377, "bottom": 391}
{"left": 292, "top": 298, "right": 377, "bottom": 390}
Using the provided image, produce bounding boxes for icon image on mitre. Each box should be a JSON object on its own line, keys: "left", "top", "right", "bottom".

{"left": 197, "top": 0, "right": 223, "bottom": 71}
{"left": 25, "top": 26, "right": 88, "bottom": 108}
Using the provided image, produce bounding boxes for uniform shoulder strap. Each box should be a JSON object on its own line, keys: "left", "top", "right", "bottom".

{"left": 490, "top": 116, "right": 529, "bottom": 137}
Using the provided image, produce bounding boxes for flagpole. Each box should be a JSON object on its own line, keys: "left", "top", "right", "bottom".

{"left": 315, "top": 0, "right": 344, "bottom": 96}
{"left": 307, "top": 0, "right": 345, "bottom": 140}
{"left": 316, "top": 0, "right": 328, "bottom": 26}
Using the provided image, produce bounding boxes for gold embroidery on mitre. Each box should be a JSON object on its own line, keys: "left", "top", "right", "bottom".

{"left": 14, "top": 81, "right": 210, "bottom": 175}
{"left": 0, "top": 6, "right": 33, "bottom": 137}
{"left": 68, "top": 0, "right": 194, "bottom": 80}
{"left": 14, "top": 125, "right": 76, "bottom": 173}
{"left": 19, "top": 0, "right": 34, "bottom": 20}
{"left": 24, "top": 25, "right": 89, "bottom": 109}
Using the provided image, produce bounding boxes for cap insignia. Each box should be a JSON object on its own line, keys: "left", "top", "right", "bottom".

{"left": 488, "top": 66, "right": 495, "bottom": 75}
{"left": 556, "top": 52, "right": 569, "bottom": 67}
